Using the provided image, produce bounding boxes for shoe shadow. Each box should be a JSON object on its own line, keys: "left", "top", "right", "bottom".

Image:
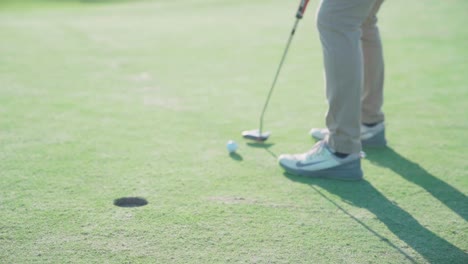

{"left": 246, "top": 142, "right": 277, "bottom": 159}
{"left": 283, "top": 173, "right": 468, "bottom": 263}
{"left": 365, "top": 146, "right": 467, "bottom": 221}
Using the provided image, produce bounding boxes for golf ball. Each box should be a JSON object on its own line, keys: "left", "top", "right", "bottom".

{"left": 226, "top": 140, "right": 238, "bottom": 153}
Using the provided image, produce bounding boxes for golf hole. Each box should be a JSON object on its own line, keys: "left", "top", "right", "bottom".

{"left": 113, "top": 197, "right": 148, "bottom": 208}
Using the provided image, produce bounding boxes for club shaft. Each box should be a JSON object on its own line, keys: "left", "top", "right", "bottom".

{"left": 259, "top": 18, "right": 300, "bottom": 135}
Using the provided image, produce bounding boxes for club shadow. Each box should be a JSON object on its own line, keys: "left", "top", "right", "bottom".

{"left": 246, "top": 142, "right": 277, "bottom": 158}
{"left": 283, "top": 173, "right": 468, "bottom": 263}
{"left": 246, "top": 142, "right": 275, "bottom": 149}
{"left": 79, "top": 0, "right": 134, "bottom": 3}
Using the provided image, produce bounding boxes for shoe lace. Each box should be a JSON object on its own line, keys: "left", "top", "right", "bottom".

{"left": 306, "top": 141, "right": 327, "bottom": 160}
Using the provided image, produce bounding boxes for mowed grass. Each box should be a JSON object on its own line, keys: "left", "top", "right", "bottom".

{"left": 1, "top": 0, "right": 467, "bottom": 263}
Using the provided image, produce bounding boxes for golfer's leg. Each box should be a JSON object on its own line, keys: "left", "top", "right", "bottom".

{"left": 361, "top": 0, "right": 385, "bottom": 124}
{"left": 317, "top": 0, "right": 377, "bottom": 154}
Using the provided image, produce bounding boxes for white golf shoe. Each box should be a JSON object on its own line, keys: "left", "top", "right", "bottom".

{"left": 278, "top": 141, "right": 363, "bottom": 181}
{"left": 310, "top": 122, "right": 387, "bottom": 147}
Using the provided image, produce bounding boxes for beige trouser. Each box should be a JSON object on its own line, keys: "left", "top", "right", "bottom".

{"left": 317, "top": 0, "right": 385, "bottom": 154}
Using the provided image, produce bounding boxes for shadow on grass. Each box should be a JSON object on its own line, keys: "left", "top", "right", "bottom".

{"left": 246, "top": 142, "right": 277, "bottom": 158}
{"left": 78, "top": 0, "right": 134, "bottom": 3}
{"left": 229, "top": 152, "right": 243, "bottom": 161}
{"left": 284, "top": 167, "right": 467, "bottom": 263}
{"left": 365, "top": 146, "right": 467, "bottom": 221}
{"left": 22, "top": 0, "right": 141, "bottom": 4}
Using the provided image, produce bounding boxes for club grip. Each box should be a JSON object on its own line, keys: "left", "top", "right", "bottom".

{"left": 296, "top": 0, "right": 310, "bottom": 19}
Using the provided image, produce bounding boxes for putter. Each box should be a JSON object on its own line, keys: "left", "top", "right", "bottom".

{"left": 242, "top": 0, "right": 311, "bottom": 142}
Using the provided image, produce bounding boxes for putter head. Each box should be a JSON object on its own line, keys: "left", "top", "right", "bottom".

{"left": 242, "top": 129, "right": 271, "bottom": 142}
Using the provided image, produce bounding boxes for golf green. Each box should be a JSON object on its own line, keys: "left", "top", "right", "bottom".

{"left": 1, "top": 0, "right": 467, "bottom": 263}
